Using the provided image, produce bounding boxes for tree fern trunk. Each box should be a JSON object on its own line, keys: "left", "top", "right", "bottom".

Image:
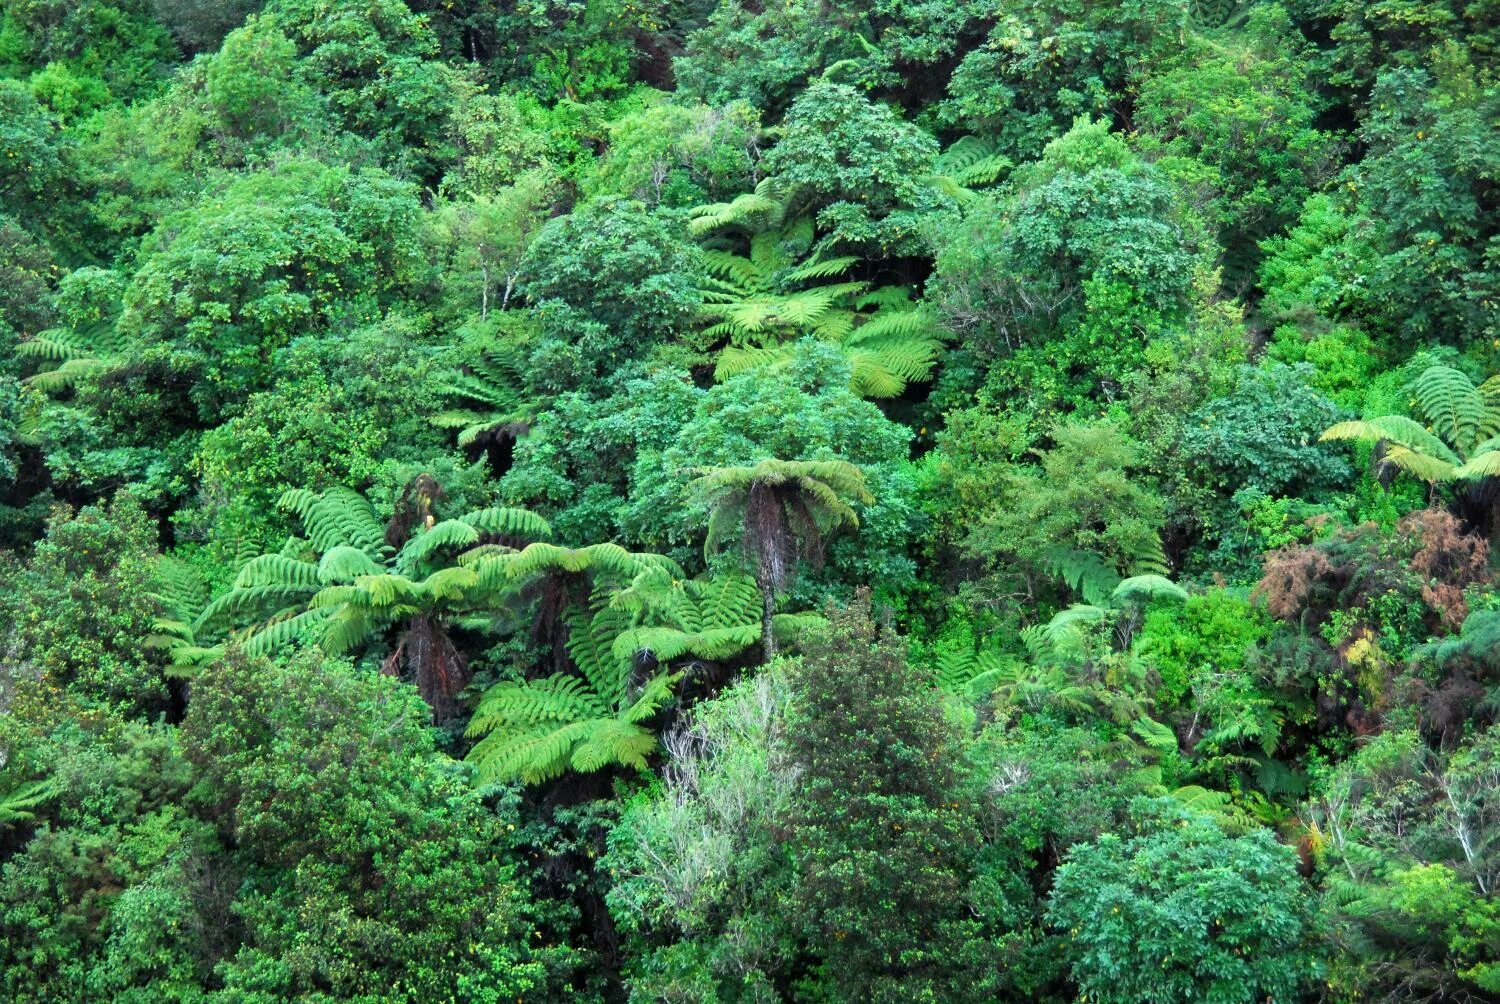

{"left": 760, "top": 574, "right": 777, "bottom": 663}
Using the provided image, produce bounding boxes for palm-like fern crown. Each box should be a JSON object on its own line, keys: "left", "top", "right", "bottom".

{"left": 1322, "top": 364, "right": 1500, "bottom": 483}
{"left": 430, "top": 343, "right": 541, "bottom": 448}
{"left": 17, "top": 316, "right": 129, "bottom": 394}
{"left": 464, "top": 567, "right": 821, "bottom": 785}
{"left": 928, "top": 135, "right": 1012, "bottom": 206}
{"left": 145, "top": 556, "right": 224, "bottom": 678}
{"left": 198, "top": 487, "right": 554, "bottom": 660}
{"left": 692, "top": 459, "right": 873, "bottom": 600}
{"left": 693, "top": 458, "right": 873, "bottom": 555}
{"left": 690, "top": 188, "right": 945, "bottom": 398}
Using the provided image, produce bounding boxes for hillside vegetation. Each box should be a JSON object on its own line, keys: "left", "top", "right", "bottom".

{"left": 0, "top": 0, "right": 1497, "bottom": 1000}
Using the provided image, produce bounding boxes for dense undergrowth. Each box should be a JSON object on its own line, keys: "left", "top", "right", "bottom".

{"left": 0, "top": 0, "right": 1497, "bottom": 1000}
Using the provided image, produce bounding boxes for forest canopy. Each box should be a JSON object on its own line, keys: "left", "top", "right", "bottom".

{"left": 1, "top": 0, "right": 1498, "bottom": 1000}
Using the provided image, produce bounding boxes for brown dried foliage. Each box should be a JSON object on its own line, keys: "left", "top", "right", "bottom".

{"left": 1402, "top": 509, "right": 1489, "bottom": 630}
{"left": 1254, "top": 546, "right": 1336, "bottom": 620}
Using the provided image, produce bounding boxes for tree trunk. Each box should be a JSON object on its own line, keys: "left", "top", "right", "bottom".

{"left": 759, "top": 572, "right": 777, "bottom": 664}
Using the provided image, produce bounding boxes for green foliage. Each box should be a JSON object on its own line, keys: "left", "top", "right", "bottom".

{"left": 0, "top": 79, "right": 72, "bottom": 235}
{"left": 465, "top": 561, "right": 799, "bottom": 784}
{"left": 1312, "top": 729, "right": 1500, "bottom": 999}
{"left": 1047, "top": 805, "right": 1319, "bottom": 1004}
{"left": 624, "top": 342, "right": 917, "bottom": 597}
{"left": 1321, "top": 363, "right": 1500, "bottom": 484}
{"left": 268, "top": 0, "right": 455, "bottom": 179}
{"left": 0, "top": 720, "right": 218, "bottom": 1002}
{"left": 1138, "top": 590, "right": 1271, "bottom": 707}
{"left": 760, "top": 82, "right": 945, "bottom": 254}
{"left": 0, "top": 495, "right": 168, "bottom": 717}
{"left": 781, "top": 594, "right": 992, "bottom": 1001}
{"left": 199, "top": 484, "right": 552, "bottom": 718}
{"left": 940, "top": 0, "right": 1188, "bottom": 157}
{"left": 605, "top": 668, "right": 799, "bottom": 1000}
{"left": 1135, "top": 6, "right": 1333, "bottom": 274}
{"left": 964, "top": 420, "right": 1168, "bottom": 595}
{"left": 930, "top": 119, "right": 1202, "bottom": 383}
{"left": 518, "top": 197, "right": 703, "bottom": 388}
{"left": 201, "top": 14, "right": 306, "bottom": 140}
{"left": 182, "top": 647, "right": 564, "bottom": 1000}
{"left": 692, "top": 194, "right": 944, "bottom": 397}
{"left": 1182, "top": 363, "right": 1352, "bottom": 502}
{"left": 3, "top": 0, "right": 1498, "bottom": 997}
{"left": 118, "top": 159, "right": 425, "bottom": 416}
{"left": 0, "top": 0, "right": 179, "bottom": 104}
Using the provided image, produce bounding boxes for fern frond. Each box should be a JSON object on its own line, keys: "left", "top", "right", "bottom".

{"left": 567, "top": 604, "right": 634, "bottom": 707}
{"left": 239, "top": 606, "right": 331, "bottom": 658}
{"left": 1322, "top": 417, "right": 1461, "bottom": 478}
{"left": 279, "top": 488, "right": 387, "bottom": 555}
{"left": 26, "top": 357, "right": 106, "bottom": 393}
{"left": 0, "top": 778, "right": 55, "bottom": 827}
{"left": 233, "top": 554, "right": 320, "bottom": 590}
{"left": 782, "top": 255, "right": 859, "bottom": 283}
{"left": 1409, "top": 365, "right": 1487, "bottom": 454}
{"left": 197, "top": 583, "right": 316, "bottom": 631}
{"left": 395, "top": 520, "right": 482, "bottom": 575}
{"left": 1111, "top": 575, "right": 1187, "bottom": 606}
{"left": 317, "top": 545, "right": 385, "bottom": 584}
{"left": 150, "top": 557, "right": 209, "bottom": 623}
{"left": 1043, "top": 547, "right": 1122, "bottom": 606}
{"left": 1132, "top": 718, "right": 1180, "bottom": 755}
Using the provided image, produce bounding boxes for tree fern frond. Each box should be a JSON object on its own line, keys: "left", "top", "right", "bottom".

{"left": 569, "top": 719, "right": 659, "bottom": 773}
{"left": 150, "top": 557, "right": 210, "bottom": 623}
{"left": 691, "top": 573, "right": 762, "bottom": 632}
{"left": 782, "top": 255, "right": 859, "bottom": 283}
{"left": 395, "top": 520, "right": 482, "bottom": 575}
{"left": 26, "top": 357, "right": 107, "bottom": 393}
{"left": 1453, "top": 449, "right": 1500, "bottom": 480}
{"left": 567, "top": 604, "right": 634, "bottom": 707}
{"left": 1323, "top": 415, "right": 1460, "bottom": 458}
{"left": 1409, "top": 364, "right": 1487, "bottom": 454}
{"left": 279, "top": 488, "right": 387, "bottom": 555}
{"left": 0, "top": 778, "right": 55, "bottom": 828}
{"left": 416, "top": 565, "right": 480, "bottom": 602}
{"left": 232, "top": 553, "right": 321, "bottom": 590}
{"left": 240, "top": 606, "right": 332, "bottom": 658}
{"left": 197, "top": 583, "right": 317, "bottom": 631}
{"left": 1381, "top": 445, "right": 1460, "bottom": 483}
{"left": 621, "top": 671, "right": 680, "bottom": 724}
{"left": 317, "top": 545, "right": 385, "bottom": 584}
{"left": 469, "top": 675, "right": 610, "bottom": 733}
{"left": 1111, "top": 575, "right": 1188, "bottom": 606}
{"left": 1132, "top": 717, "right": 1180, "bottom": 755}
{"left": 714, "top": 344, "right": 790, "bottom": 381}
{"left": 1043, "top": 547, "right": 1122, "bottom": 606}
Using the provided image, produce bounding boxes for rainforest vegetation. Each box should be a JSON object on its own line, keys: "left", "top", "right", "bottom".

{"left": 0, "top": 0, "right": 1497, "bottom": 1000}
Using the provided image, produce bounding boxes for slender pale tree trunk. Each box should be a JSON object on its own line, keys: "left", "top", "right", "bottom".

{"left": 757, "top": 537, "right": 777, "bottom": 663}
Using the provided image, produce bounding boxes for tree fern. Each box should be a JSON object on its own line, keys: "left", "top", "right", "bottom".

{"left": 17, "top": 315, "right": 129, "bottom": 394}
{"left": 1322, "top": 364, "right": 1500, "bottom": 485}
{"left": 430, "top": 344, "right": 541, "bottom": 448}
{"left": 206, "top": 485, "right": 551, "bottom": 718}
{"left": 928, "top": 135, "right": 1012, "bottom": 205}
{"left": 0, "top": 777, "right": 54, "bottom": 829}
{"left": 690, "top": 189, "right": 944, "bottom": 398}
{"left": 933, "top": 647, "right": 1013, "bottom": 700}
{"left": 1416, "top": 609, "right": 1500, "bottom": 670}
{"left": 610, "top": 571, "right": 819, "bottom": 671}
{"left": 278, "top": 488, "right": 389, "bottom": 556}
{"left": 145, "top": 557, "right": 227, "bottom": 678}
{"left": 688, "top": 176, "right": 796, "bottom": 237}
{"left": 466, "top": 607, "right": 682, "bottom": 784}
